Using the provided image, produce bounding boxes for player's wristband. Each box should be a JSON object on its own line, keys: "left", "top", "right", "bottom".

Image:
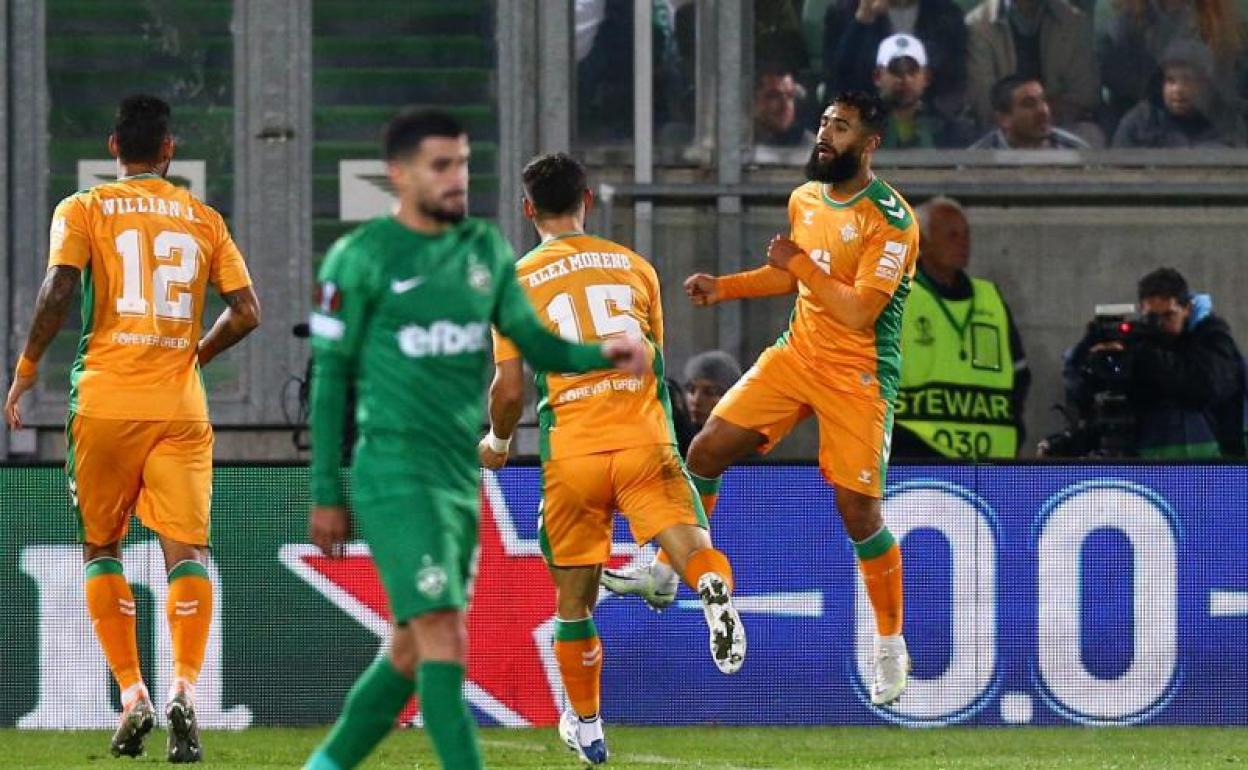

{"left": 15, "top": 354, "right": 38, "bottom": 378}
{"left": 486, "top": 430, "right": 511, "bottom": 453}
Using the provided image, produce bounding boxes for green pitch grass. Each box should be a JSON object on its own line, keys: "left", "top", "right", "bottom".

{"left": 0, "top": 726, "right": 1243, "bottom": 769}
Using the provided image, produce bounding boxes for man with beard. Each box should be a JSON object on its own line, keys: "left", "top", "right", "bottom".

{"left": 303, "top": 110, "right": 647, "bottom": 770}
{"left": 874, "top": 34, "right": 974, "bottom": 149}
{"left": 634, "top": 91, "right": 919, "bottom": 706}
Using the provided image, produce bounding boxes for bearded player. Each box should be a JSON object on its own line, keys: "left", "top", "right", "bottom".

{"left": 480, "top": 152, "right": 745, "bottom": 765}
{"left": 303, "top": 111, "right": 647, "bottom": 770}
{"left": 4, "top": 95, "right": 261, "bottom": 761}
{"left": 604, "top": 91, "right": 918, "bottom": 706}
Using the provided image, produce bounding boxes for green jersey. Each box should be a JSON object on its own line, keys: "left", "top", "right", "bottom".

{"left": 308, "top": 216, "right": 611, "bottom": 506}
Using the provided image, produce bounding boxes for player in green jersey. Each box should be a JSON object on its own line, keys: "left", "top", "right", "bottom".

{"left": 302, "top": 110, "right": 646, "bottom": 770}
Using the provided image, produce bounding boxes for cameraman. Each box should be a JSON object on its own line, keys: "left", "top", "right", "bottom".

{"left": 1058, "top": 268, "right": 1245, "bottom": 458}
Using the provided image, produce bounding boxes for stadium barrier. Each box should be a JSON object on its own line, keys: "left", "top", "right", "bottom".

{"left": 1, "top": 462, "right": 1243, "bottom": 728}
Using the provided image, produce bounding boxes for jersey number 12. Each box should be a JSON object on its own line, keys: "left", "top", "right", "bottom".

{"left": 114, "top": 228, "right": 200, "bottom": 321}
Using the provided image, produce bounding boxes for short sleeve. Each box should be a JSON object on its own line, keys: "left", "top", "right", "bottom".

{"left": 855, "top": 217, "right": 920, "bottom": 297}
{"left": 48, "top": 195, "right": 92, "bottom": 269}
{"left": 209, "top": 215, "right": 252, "bottom": 294}
{"left": 492, "top": 328, "right": 520, "bottom": 363}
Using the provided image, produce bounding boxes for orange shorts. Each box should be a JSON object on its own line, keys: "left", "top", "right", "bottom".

{"left": 539, "top": 444, "right": 706, "bottom": 567}
{"left": 66, "top": 414, "right": 214, "bottom": 546}
{"left": 712, "top": 344, "right": 893, "bottom": 497}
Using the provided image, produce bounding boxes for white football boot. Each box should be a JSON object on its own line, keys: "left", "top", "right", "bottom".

{"left": 870, "top": 634, "right": 911, "bottom": 706}
{"left": 559, "top": 708, "right": 609, "bottom": 765}
{"left": 600, "top": 558, "right": 678, "bottom": 610}
{"left": 697, "top": 572, "right": 746, "bottom": 674}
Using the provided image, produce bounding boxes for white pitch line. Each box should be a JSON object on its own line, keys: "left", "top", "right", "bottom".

{"left": 481, "top": 738, "right": 766, "bottom": 769}
{"left": 1210, "top": 590, "right": 1248, "bottom": 617}
{"left": 676, "top": 590, "right": 823, "bottom": 618}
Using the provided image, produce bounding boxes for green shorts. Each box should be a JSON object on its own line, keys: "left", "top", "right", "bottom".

{"left": 351, "top": 437, "right": 480, "bottom": 622}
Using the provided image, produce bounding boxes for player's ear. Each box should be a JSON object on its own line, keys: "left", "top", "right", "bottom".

{"left": 581, "top": 189, "right": 594, "bottom": 218}
{"left": 521, "top": 196, "right": 536, "bottom": 222}
{"left": 866, "top": 132, "right": 882, "bottom": 154}
{"left": 161, "top": 134, "right": 176, "bottom": 163}
{"left": 107, "top": 133, "right": 120, "bottom": 159}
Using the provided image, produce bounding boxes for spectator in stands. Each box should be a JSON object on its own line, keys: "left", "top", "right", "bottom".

{"left": 684, "top": 351, "right": 742, "bottom": 434}
{"left": 756, "top": 0, "right": 810, "bottom": 75}
{"left": 965, "top": 0, "right": 1102, "bottom": 140}
{"left": 874, "top": 34, "right": 976, "bottom": 148}
{"left": 576, "top": 0, "right": 692, "bottom": 143}
{"left": 894, "top": 197, "right": 1030, "bottom": 459}
{"left": 1112, "top": 40, "right": 1247, "bottom": 147}
{"left": 970, "top": 75, "right": 1092, "bottom": 148}
{"left": 1095, "top": 0, "right": 1246, "bottom": 123}
{"left": 751, "top": 61, "right": 818, "bottom": 165}
{"left": 1054, "top": 268, "right": 1246, "bottom": 458}
{"left": 822, "top": 0, "right": 969, "bottom": 118}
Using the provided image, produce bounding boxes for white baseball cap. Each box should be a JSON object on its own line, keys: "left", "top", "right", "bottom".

{"left": 876, "top": 33, "right": 928, "bottom": 69}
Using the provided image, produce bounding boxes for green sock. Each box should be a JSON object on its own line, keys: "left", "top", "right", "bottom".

{"left": 419, "top": 661, "right": 483, "bottom": 770}
{"left": 306, "top": 657, "right": 414, "bottom": 770}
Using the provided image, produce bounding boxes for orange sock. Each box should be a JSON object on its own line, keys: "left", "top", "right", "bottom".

{"left": 855, "top": 529, "right": 904, "bottom": 636}
{"left": 84, "top": 558, "right": 143, "bottom": 692}
{"left": 554, "top": 617, "right": 601, "bottom": 718}
{"left": 682, "top": 547, "right": 734, "bottom": 592}
{"left": 167, "top": 560, "right": 213, "bottom": 684}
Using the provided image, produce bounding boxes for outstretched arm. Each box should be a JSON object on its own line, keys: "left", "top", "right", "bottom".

{"left": 5, "top": 265, "right": 80, "bottom": 429}
{"left": 685, "top": 266, "right": 797, "bottom": 306}
{"left": 198, "top": 286, "right": 261, "bottom": 366}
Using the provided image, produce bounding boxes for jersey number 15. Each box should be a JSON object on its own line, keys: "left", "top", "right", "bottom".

{"left": 545, "top": 284, "right": 641, "bottom": 342}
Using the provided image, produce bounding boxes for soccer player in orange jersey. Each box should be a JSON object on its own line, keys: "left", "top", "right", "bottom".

{"left": 612, "top": 92, "right": 919, "bottom": 706}
{"left": 4, "top": 95, "right": 260, "bottom": 761}
{"left": 479, "top": 153, "right": 745, "bottom": 764}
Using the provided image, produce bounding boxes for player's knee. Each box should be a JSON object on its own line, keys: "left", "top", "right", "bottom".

{"left": 687, "top": 422, "right": 749, "bottom": 478}
{"left": 388, "top": 625, "right": 420, "bottom": 676}
{"left": 836, "top": 487, "right": 883, "bottom": 540}
{"left": 83, "top": 542, "right": 121, "bottom": 562}
{"left": 412, "top": 609, "right": 467, "bottom": 663}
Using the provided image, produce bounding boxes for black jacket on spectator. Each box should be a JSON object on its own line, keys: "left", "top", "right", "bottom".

{"left": 1065, "top": 298, "right": 1246, "bottom": 457}
{"left": 1112, "top": 97, "right": 1246, "bottom": 148}
{"left": 822, "top": 0, "right": 968, "bottom": 116}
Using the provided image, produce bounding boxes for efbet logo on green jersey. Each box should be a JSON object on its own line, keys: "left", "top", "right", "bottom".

{"left": 396, "top": 321, "right": 488, "bottom": 358}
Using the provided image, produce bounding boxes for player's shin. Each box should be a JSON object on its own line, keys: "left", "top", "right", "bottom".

{"left": 854, "top": 526, "right": 904, "bottom": 637}
{"left": 418, "top": 660, "right": 483, "bottom": 770}
{"left": 554, "top": 617, "right": 603, "bottom": 718}
{"left": 84, "top": 557, "right": 146, "bottom": 702}
{"left": 166, "top": 560, "right": 213, "bottom": 695}
{"left": 305, "top": 657, "right": 415, "bottom": 770}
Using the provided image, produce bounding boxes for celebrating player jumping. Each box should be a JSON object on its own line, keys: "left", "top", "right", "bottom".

{"left": 606, "top": 91, "right": 919, "bottom": 707}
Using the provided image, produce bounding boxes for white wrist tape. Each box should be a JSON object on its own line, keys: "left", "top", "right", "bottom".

{"left": 486, "top": 430, "right": 511, "bottom": 453}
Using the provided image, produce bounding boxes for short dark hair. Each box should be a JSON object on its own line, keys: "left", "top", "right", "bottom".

{"left": 522, "top": 152, "right": 588, "bottom": 217}
{"left": 1138, "top": 267, "right": 1191, "bottom": 304}
{"left": 991, "top": 75, "right": 1037, "bottom": 115}
{"left": 382, "top": 108, "right": 466, "bottom": 160}
{"left": 755, "top": 60, "right": 796, "bottom": 89}
{"left": 114, "top": 94, "right": 172, "bottom": 163}
{"left": 830, "top": 91, "right": 888, "bottom": 136}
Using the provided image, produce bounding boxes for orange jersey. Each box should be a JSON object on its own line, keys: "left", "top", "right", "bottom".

{"left": 48, "top": 174, "right": 252, "bottom": 421}
{"left": 781, "top": 178, "right": 919, "bottom": 400}
{"left": 493, "top": 233, "right": 674, "bottom": 460}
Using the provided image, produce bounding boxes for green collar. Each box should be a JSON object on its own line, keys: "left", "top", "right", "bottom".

{"left": 819, "top": 177, "right": 878, "bottom": 210}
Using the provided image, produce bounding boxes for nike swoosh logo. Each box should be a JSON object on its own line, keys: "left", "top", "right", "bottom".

{"left": 390, "top": 276, "right": 425, "bottom": 294}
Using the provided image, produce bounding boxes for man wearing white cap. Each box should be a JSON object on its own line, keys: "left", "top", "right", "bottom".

{"left": 874, "top": 34, "right": 974, "bottom": 149}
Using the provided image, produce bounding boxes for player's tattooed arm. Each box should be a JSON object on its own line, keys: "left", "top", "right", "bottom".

{"left": 5, "top": 265, "right": 78, "bottom": 429}
{"left": 198, "top": 285, "right": 262, "bottom": 366}
{"left": 21, "top": 265, "right": 81, "bottom": 363}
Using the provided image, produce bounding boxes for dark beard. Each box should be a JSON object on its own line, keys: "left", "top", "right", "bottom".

{"left": 804, "top": 146, "right": 861, "bottom": 184}
{"left": 421, "top": 201, "right": 467, "bottom": 224}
